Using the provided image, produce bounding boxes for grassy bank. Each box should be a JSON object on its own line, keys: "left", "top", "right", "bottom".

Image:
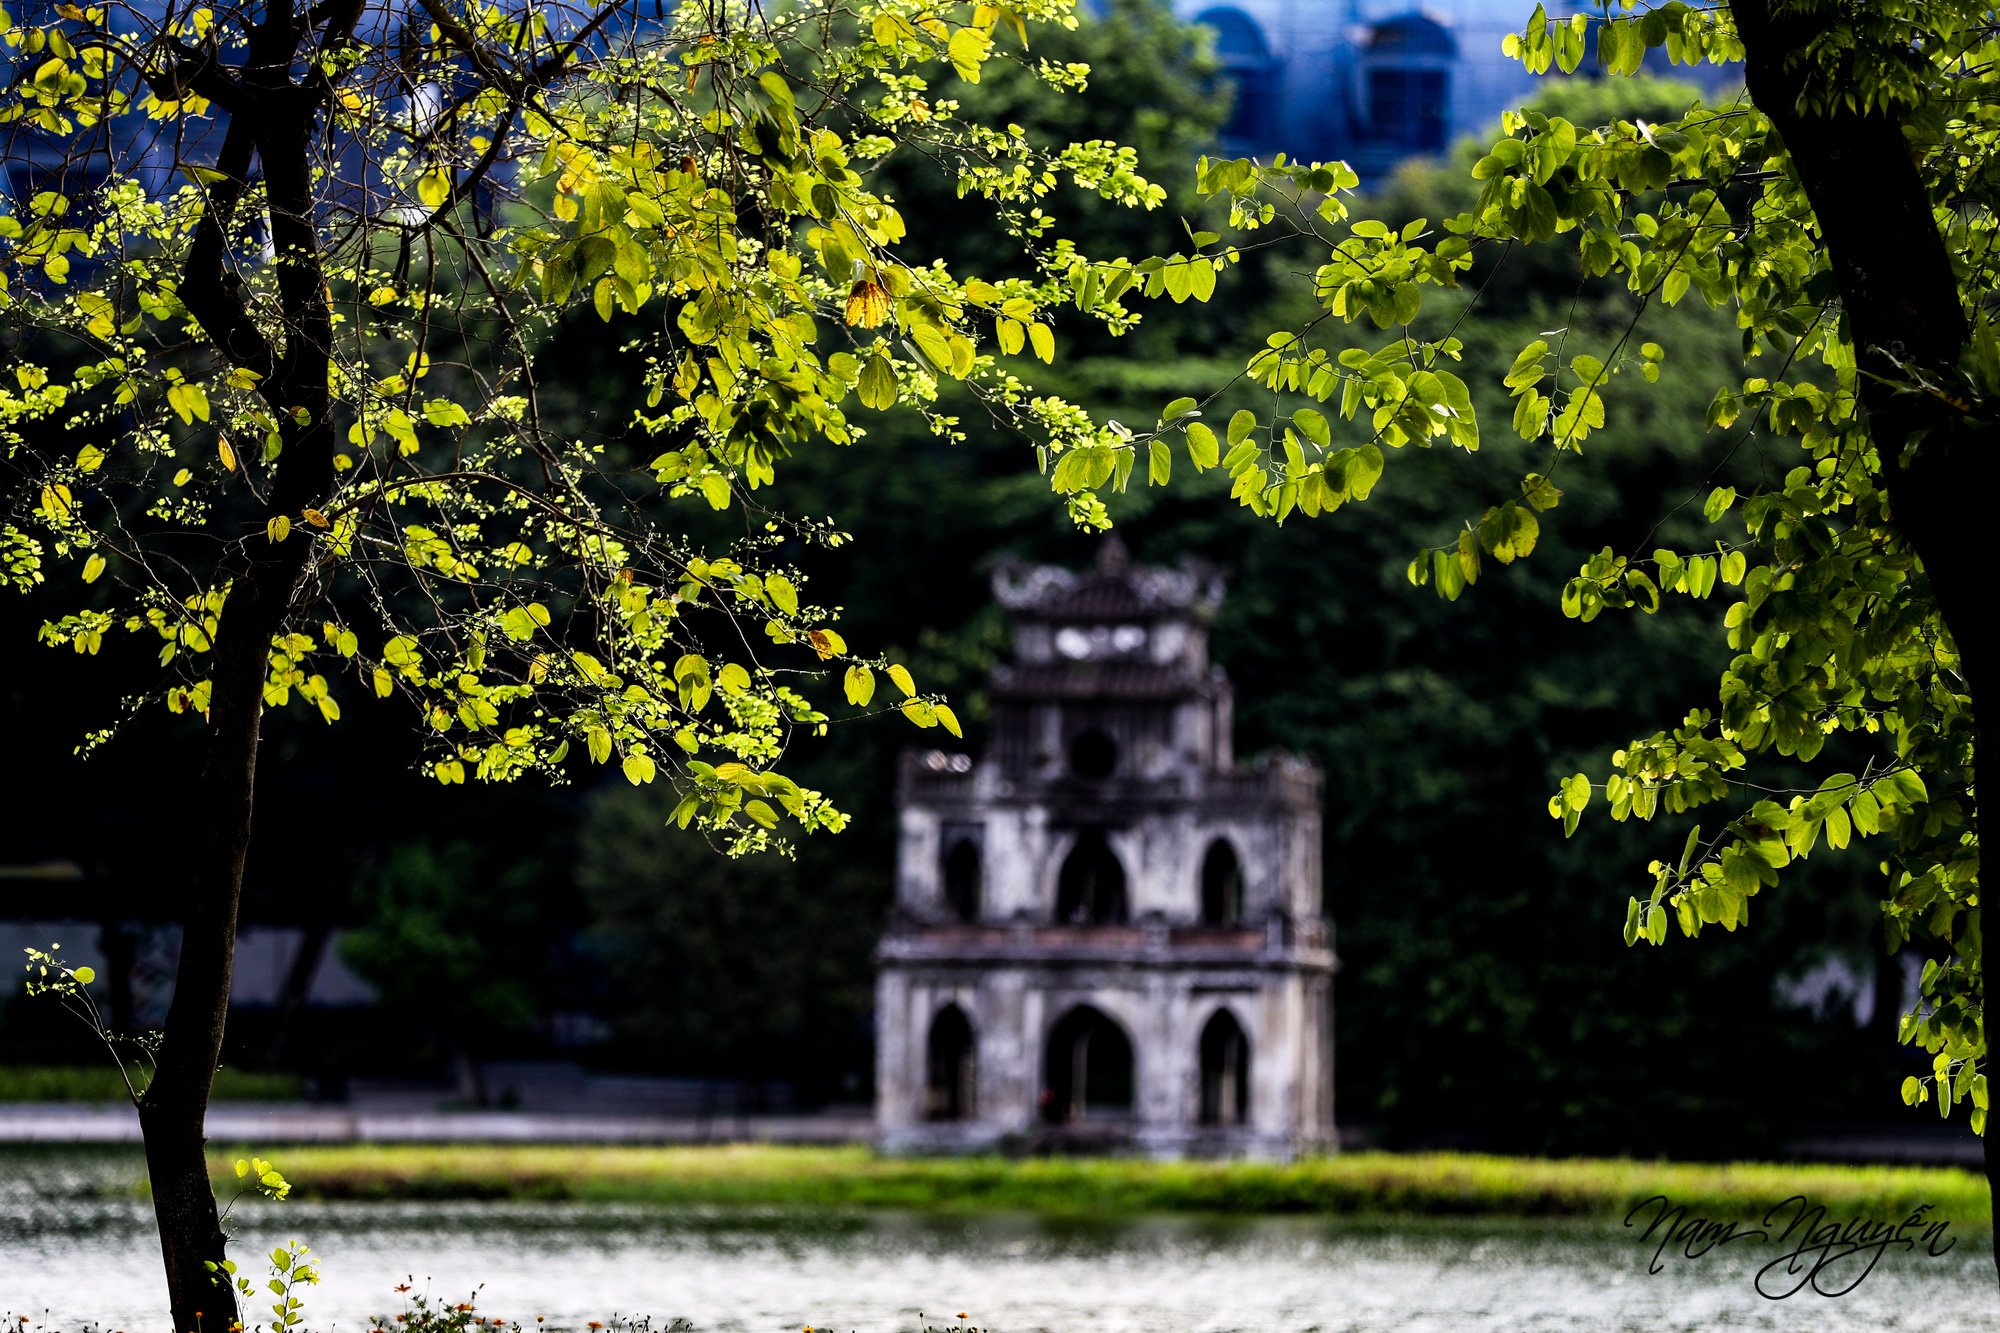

{"left": 204, "top": 1143, "right": 1992, "bottom": 1228}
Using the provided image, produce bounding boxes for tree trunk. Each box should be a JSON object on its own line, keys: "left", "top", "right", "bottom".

{"left": 138, "top": 550, "right": 300, "bottom": 1331}
{"left": 1732, "top": 0, "right": 1996, "bottom": 1280}
{"left": 139, "top": 8, "right": 334, "bottom": 1315}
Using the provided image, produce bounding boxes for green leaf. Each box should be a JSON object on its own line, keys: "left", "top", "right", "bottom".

{"left": 857, "top": 354, "right": 897, "bottom": 410}
{"left": 422, "top": 399, "right": 471, "bottom": 428}
{"left": 1504, "top": 340, "right": 1549, "bottom": 390}
{"left": 1186, "top": 421, "right": 1219, "bottom": 470}
{"left": 1293, "top": 408, "right": 1330, "bottom": 449}
{"left": 622, "top": 752, "right": 657, "bottom": 785}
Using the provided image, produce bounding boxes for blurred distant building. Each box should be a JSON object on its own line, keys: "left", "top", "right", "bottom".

{"left": 1168, "top": 0, "right": 1734, "bottom": 183}
{"left": 875, "top": 542, "right": 1335, "bottom": 1158}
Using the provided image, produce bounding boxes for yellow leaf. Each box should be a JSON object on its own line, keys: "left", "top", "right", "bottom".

{"left": 82, "top": 553, "right": 105, "bottom": 583}
{"left": 888, "top": 663, "right": 916, "bottom": 697}
{"left": 301, "top": 507, "right": 329, "bottom": 529}
{"left": 55, "top": 3, "right": 86, "bottom": 18}
{"left": 934, "top": 703, "right": 962, "bottom": 738}
{"left": 844, "top": 279, "right": 892, "bottom": 328}
{"left": 39, "top": 483, "right": 73, "bottom": 522}
{"left": 266, "top": 514, "right": 291, "bottom": 543}
{"left": 416, "top": 168, "right": 451, "bottom": 211}
{"left": 218, "top": 437, "right": 236, "bottom": 472}
{"left": 947, "top": 25, "right": 990, "bottom": 81}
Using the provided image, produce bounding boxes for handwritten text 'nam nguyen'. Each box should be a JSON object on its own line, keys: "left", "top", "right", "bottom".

{"left": 1623, "top": 1194, "right": 1956, "bottom": 1298}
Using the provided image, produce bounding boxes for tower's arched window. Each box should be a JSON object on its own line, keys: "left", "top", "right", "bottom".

{"left": 1194, "top": 8, "right": 1276, "bottom": 146}
{"left": 1043, "top": 1004, "right": 1134, "bottom": 1123}
{"left": 1056, "top": 829, "right": 1128, "bottom": 924}
{"left": 925, "top": 1004, "right": 978, "bottom": 1121}
{"left": 1198, "top": 1008, "right": 1251, "bottom": 1127}
{"left": 1068, "top": 727, "right": 1118, "bottom": 779}
{"left": 1363, "top": 13, "right": 1456, "bottom": 155}
{"left": 1200, "top": 839, "right": 1245, "bottom": 926}
{"left": 942, "top": 838, "right": 982, "bottom": 922}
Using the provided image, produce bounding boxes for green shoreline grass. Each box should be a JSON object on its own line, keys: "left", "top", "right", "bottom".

{"left": 200, "top": 1143, "right": 1992, "bottom": 1229}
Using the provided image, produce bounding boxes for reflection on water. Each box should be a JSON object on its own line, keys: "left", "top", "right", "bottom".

{"left": 3, "top": 1150, "right": 1995, "bottom": 1332}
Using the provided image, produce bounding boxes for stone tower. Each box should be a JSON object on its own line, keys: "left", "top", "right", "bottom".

{"left": 875, "top": 543, "right": 1334, "bottom": 1158}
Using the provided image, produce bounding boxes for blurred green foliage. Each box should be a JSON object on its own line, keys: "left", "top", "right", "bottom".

{"left": 556, "top": 68, "right": 1900, "bottom": 1150}
{"left": 0, "top": 28, "right": 1905, "bottom": 1150}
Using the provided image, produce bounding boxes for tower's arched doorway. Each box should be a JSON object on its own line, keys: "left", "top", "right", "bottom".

{"left": 942, "top": 838, "right": 982, "bottom": 922}
{"left": 925, "top": 1003, "right": 977, "bottom": 1121}
{"left": 1056, "top": 829, "right": 1128, "bottom": 924}
{"left": 1198, "top": 1009, "right": 1251, "bottom": 1127}
{"left": 1042, "top": 1004, "right": 1134, "bottom": 1123}
{"left": 1200, "top": 839, "right": 1245, "bottom": 926}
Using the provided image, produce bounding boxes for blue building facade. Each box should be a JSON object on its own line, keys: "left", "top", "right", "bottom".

{"left": 1170, "top": 0, "right": 1729, "bottom": 181}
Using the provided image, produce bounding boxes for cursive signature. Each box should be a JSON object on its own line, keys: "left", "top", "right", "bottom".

{"left": 1622, "top": 1194, "right": 1956, "bottom": 1298}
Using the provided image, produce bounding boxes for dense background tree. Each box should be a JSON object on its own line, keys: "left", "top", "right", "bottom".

{"left": 1039, "top": 3, "right": 1991, "bottom": 1168}
{"left": 5, "top": 18, "right": 1970, "bottom": 1321}
{"left": 554, "top": 62, "right": 1908, "bottom": 1152}
{"left": 2, "top": 9, "right": 1915, "bottom": 1165}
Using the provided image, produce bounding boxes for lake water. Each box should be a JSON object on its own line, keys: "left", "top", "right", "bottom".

{"left": 4, "top": 1152, "right": 1997, "bottom": 1332}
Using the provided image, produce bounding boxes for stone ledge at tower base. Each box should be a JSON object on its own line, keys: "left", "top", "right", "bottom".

{"left": 879, "top": 1120, "right": 1333, "bottom": 1162}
